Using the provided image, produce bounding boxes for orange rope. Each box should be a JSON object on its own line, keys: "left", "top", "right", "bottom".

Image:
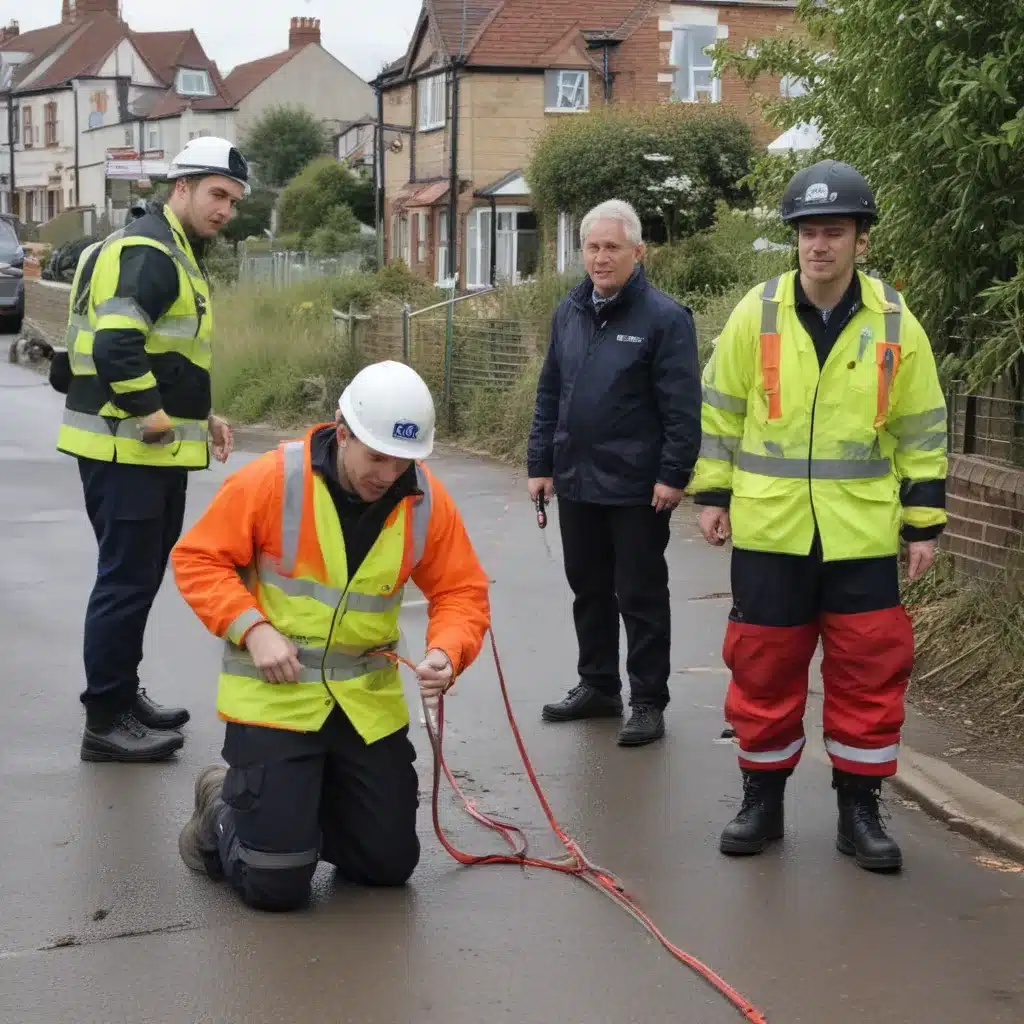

{"left": 384, "top": 633, "right": 769, "bottom": 1023}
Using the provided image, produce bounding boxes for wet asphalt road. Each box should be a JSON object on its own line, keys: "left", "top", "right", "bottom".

{"left": 1, "top": 359, "right": 1023, "bottom": 1024}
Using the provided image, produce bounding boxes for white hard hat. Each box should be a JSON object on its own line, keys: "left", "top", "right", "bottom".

{"left": 339, "top": 361, "right": 435, "bottom": 459}
{"left": 166, "top": 137, "right": 251, "bottom": 197}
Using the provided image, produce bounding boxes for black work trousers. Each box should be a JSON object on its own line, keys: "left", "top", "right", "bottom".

{"left": 77, "top": 457, "right": 188, "bottom": 715}
{"left": 557, "top": 497, "right": 672, "bottom": 709}
{"left": 214, "top": 707, "right": 421, "bottom": 912}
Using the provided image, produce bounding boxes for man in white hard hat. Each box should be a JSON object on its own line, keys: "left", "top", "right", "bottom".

{"left": 171, "top": 361, "right": 492, "bottom": 912}
{"left": 56, "top": 137, "right": 250, "bottom": 763}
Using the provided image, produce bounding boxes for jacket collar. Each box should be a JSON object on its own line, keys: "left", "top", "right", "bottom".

{"left": 570, "top": 263, "right": 648, "bottom": 314}
{"left": 160, "top": 203, "right": 203, "bottom": 275}
{"left": 775, "top": 268, "right": 887, "bottom": 314}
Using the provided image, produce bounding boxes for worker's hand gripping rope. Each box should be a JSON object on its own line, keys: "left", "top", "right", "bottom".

{"left": 382, "top": 633, "right": 770, "bottom": 1024}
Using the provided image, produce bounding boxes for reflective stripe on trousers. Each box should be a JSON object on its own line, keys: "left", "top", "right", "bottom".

{"left": 60, "top": 408, "right": 209, "bottom": 444}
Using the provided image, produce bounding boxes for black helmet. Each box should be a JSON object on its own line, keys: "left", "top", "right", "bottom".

{"left": 128, "top": 200, "right": 149, "bottom": 221}
{"left": 781, "top": 160, "right": 877, "bottom": 225}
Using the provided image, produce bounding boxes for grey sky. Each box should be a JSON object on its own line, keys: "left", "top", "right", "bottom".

{"left": 1, "top": 0, "right": 422, "bottom": 83}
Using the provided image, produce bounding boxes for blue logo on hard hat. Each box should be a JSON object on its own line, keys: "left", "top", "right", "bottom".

{"left": 393, "top": 421, "right": 419, "bottom": 441}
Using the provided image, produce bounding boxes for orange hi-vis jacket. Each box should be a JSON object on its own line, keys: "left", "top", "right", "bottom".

{"left": 170, "top": 424, "right": 491, "bottom": 743}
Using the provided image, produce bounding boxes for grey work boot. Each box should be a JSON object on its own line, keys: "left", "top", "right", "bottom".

{"left": 178, "top": 765, "right": 227, "bottom": 877}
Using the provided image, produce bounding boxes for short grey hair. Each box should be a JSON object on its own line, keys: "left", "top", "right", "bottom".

{"left": 579, "top": 199, "right": 643, "bottom": 247}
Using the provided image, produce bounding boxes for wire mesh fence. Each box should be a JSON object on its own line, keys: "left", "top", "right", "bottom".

{"left": 239, "top": 250, "right": 362, "bottom": 287}
{"left": 348, "top": 304, "right": 539, "bottom": 429}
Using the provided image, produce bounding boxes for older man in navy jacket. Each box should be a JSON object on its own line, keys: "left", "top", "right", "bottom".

{"left": 527, "top": 199, "right": 702, "bottom": 746}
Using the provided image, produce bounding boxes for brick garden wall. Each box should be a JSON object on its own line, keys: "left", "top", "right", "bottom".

{"left": 942, "top": 454, "right": 1024, "bottom": 579}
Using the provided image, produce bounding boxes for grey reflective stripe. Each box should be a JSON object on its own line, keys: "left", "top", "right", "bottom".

{"left": 761, "top": 276, "right": 781, "bottom": 334}
{"left": 411, "top": 464, "right": 432, "bottom": 568}
{"left": 152, "top": 314, "right": 200, "bottom": 338}
{"left": 60, "top": 408, "right": 208, "bottom": 443}
{"left": 700, "top": 434, "right": 739, "bottom": 462}
{"left": 763, "top": 440, "right": 785, "bottom": 457}
{"left": 702, "top": 387, "right": 747, "bottom": 414}
{"left": 260, "top": 563, "right": 344, "bottom": 607}
{"left": 887, "top": 407, "right": 945, "bottom": 437}
{"left": 881, "top": 282, "right": 901, "bottom": 345}
{"left": 736, "top": 451, "right": 892, "bottom": 480}
{"left": 897, "top": 431, "right": 946, "bottom": 453}
{"left": 347, "top": 590, "right": 403, "bottom": 613}
{"left": 259, "top": 561, "right": 404, "bottom": 613}
{"left": 236, "top": 845, "right": 319, "bottom": 870}
{"left": 279, "top": 441, "right": 305, "bottom": 575}
{"left": 95, "top": 297, "right": 152, "bottom": 328}
{"left": 222, "top": 643, "right": 395, "bottom": 684}
{"left": 226, "top": 608, "right": 265, "bottom": 646}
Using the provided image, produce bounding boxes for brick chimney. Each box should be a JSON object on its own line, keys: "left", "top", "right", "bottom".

{"left": 0, "top": 20, "right": 19, "bottom": 44}
{"left": 75, "top": 1, "right": 122, "bottom": 19}
{"left": 289, "top": 16, "right": 321, "bottom": 49}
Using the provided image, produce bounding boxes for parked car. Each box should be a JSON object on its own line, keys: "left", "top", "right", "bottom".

{"left": 0, "top": 214, "right": 25, "bottom": 334}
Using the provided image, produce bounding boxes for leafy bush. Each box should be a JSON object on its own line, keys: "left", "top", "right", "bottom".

{"left": 716, "top": 0, "right": 1024, "bottom": 384}
{"left": 278, "top": 157, "right": 374, "bottom": 239}
{"left": 241, "top": 106, "right": 330, "bottom": 188}
{"left": 526, "top": 104, "right": 754, "bottom": 241}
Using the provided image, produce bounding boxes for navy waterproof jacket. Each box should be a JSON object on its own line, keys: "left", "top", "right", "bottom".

{"left": 526, "top": 265, "right": 702, "bottom": 506}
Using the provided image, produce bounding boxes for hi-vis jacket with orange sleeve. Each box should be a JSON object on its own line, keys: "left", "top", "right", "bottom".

{"left": 686, "top": 270, "right": 948, "bottom": 562}
{"left": 170, "top": 424, "right": 491, "bottom": 744}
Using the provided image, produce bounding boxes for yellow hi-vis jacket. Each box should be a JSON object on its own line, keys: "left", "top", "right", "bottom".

{"left": 687, "top": 270, "right": 948, "bottom": 561}
{"left": 56, "top": 204, "right": 212, "bottom": 469}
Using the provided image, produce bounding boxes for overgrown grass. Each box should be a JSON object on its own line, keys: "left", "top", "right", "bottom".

{"left": 903, "top": 551, "right": 1024, "bottom": 746}
{"left": 210, "top": 205, "right": 790, "bottom": 440}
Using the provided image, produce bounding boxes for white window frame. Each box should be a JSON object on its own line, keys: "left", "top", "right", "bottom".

{"left": 671, "top": 24, "right": 722, "bottom": 104}
{"left": 176, "top": 68, "right": 213, "bottom": 97}
{"left": 436, "top": 209, "right": 450, "bottom": 284}
{"left": 418, "top": 73, "right": 446, "bottom": 132}
{"left": 466, "top": 205, "right": 538, "bottom": 289}
{"left": 147, "top": 125, "right": 159, "bottom": 150}
{"left": 556, "top": 212, "right": 583, "bottom": 274}
{"left": 780, "top": 74, "right": 808, "bottom": 99}
{"left": 416, "top": 210, "right": 427, "bottom": 264}
{"left": 545, "top": 70, "right": 589, "bottom": 113}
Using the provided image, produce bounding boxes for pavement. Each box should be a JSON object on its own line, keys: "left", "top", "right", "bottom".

{"left": 2, "top": 357, "right": 1024, "bottom": 1024}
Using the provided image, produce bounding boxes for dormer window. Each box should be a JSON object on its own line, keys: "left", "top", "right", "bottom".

{"left": 176, "top": 68, "right": 213, "bottom": 97}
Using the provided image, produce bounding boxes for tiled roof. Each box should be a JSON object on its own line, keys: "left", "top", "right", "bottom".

{"left": 222, "top": 48, "right": 302, "bottom": 104}
{"left": 0, "top": 14, "right": 232, "bottom": 116}
{"left": 469, "top": 0, "right": 647, "bottom": 66}
{"left": 382, "top": 0, "right": 657, "bottom": 81}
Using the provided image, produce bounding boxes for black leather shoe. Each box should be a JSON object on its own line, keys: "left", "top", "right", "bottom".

{"left": 719, "top": 768, "right": 789, "bottom": 855}
{"left": 542, "top": 683, "right": 623, "bottom": 722}
{"left": 81, "top": 711, "right": 185, "bottom": 763}
{"left": 133, "top": 687, "right": 190, "bottom": 730}
{"left": 617, "top": 706, "right": 665, "bottom": 746}
{"left": 834, "top": 771, "right": 903, "bottom": 872}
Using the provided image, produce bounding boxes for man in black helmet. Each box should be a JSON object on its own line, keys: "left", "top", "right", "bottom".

{"left": 56, "top": 137, "right": 249, "bottom": 763}
{"left": 688, "top": 160, "right": 948, "bottom": 873}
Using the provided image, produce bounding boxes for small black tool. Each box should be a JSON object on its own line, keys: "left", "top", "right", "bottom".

{"left": 534, "top": 493, "right": 548, "bottom": 530}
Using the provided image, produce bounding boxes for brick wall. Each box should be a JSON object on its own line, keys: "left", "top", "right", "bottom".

{"left": 25, "top": 279, "right": 71, "bottom": 344}
{"left": 942, "top": 455, "right": 1024, "bottom": 579}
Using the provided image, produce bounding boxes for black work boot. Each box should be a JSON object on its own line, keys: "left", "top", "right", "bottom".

{"left": 132, "top": 687, "right": 190, "bottom": 730}
{"left": 719, "top": 768, "right": 790, "bottom": 855}
{"left": 81, "top": 707, "right": 185, "bottom": 763}
{"left": 617, "top": 705, "right": 665, "bottom": 747}
{"left": 179, "top": 765, "right": 228, "bottom": 879}
{"left": 834, "top": 770, "right": 903, "bottom": 872}
{"left": 542, "top": 683, "right": 623, "bottom": 722}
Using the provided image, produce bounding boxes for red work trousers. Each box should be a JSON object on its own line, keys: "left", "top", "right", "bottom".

{"left": 722, "top": 545, "right": 914, "bottom": 778}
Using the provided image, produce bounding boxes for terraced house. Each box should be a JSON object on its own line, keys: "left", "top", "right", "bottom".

{"left": 373, "top": 0, "right": 803, "bottom": 290}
